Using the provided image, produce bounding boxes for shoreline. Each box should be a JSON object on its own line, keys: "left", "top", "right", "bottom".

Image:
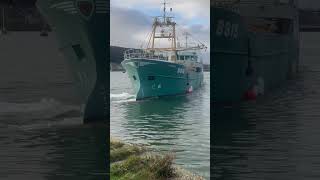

{"left": 110, "top": 138, "right": 205, "bottom": 180}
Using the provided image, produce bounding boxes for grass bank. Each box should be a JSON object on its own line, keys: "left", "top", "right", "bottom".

{"left": 110, "top": 138, "right": 204, "bottom": 180}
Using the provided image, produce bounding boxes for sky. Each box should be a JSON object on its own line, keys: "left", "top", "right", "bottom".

{"left": 110, "top": 0, "right": 319, "bottom": 65}
{"left": 110, "top": 0, "right": 318, "bottom": 47}
{"left": 110, "top": 0, "right": 210, "bottom": 62}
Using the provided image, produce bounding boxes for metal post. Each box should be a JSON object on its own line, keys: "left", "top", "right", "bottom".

{"left": 151, "top": 23, "right": 156, "bottom": 49}
{"left": 172, "top": 23, "right": 177, "bottom": 61}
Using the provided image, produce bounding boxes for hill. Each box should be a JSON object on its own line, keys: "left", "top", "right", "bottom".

{"left": 110, "top": 46, "right": 128, "bottom": 64}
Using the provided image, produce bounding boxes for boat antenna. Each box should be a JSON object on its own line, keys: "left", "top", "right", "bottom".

{"left": 162, "top": 0, "right": 166, "bottom": 22}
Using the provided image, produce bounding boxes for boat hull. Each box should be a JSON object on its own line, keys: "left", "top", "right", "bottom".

{"left": 37, "top": 0, "right": 108, "bottom": 122}
{"left": 212, "top": 7, "right": 249, "bottom": 102}
{"left": 212, "top": 7, "right": 298, "bottom": 102}
{"left": 121, "top": 59, "right": 203, "bottom": 100}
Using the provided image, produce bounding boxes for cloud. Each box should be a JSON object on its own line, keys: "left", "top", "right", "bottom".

{"left": 110, "top": 7, "right": 152, "bottom": 48}
{"left": 110, "top": 0, "right": 209, "bottom": 47}
{"left": 171, "top": 0, "right": 209, "bottom": 22}
{"left": 110, "top": 0, "right": 210, "bottom": 63}
{"left": 111, "top": 0, "right": 209, "bottom": 21}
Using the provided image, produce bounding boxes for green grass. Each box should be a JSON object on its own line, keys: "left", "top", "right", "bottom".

{"left": 111, "top": 139, "right": 176, "bottom": 180}
{"left": 111, "top": 154, "right": 175, "bottom": 180}
{"left": 110, "top": 139, "right": 204, "bottom": 180}
{"left": 110, "top": 139, "right": 145, "bottom": 162}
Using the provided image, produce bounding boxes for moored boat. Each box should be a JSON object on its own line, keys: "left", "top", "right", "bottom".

{"left": 212, "top": 0, "right": 300, "bottom": 102}
{"left": 37, "top": 0, "right": 108, "bottom": 122}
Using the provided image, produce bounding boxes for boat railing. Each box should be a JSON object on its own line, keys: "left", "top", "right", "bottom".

{"left": 124, "top": 49, "right": 168, "bottom": 61}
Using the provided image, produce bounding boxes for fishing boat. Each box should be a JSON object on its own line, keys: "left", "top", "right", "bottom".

{"left": 121, "top": 1, "right": 207, "bottom": 100}
{"left": 212, "top": 0, "right": 300, "bottom": 102}
{"left": 36, "top": 0, "right": 107, "bottom": 122}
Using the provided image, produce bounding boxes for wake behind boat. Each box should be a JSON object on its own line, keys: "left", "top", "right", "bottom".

{"left": 121, "top": 1, "right": 207, "bottom": 100}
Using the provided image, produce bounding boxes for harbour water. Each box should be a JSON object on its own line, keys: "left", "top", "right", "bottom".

{"left": 3, "top": 31, "right": 319, "bottom": 179}
{"left": 0, "top": 32, "right": 107, "bottom": 179}
{"left": 213, "top": 32, "right": 320, "bottom": 179}
{"left": 110, "top": 71, "right": 210, "bottom": 179}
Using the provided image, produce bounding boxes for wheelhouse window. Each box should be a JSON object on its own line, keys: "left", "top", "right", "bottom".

{"left": 178, "top": 55, "right": 198, "bottom": 61}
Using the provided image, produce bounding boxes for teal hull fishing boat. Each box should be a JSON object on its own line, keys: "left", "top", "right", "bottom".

{"left": 212, "top": 1, "right": 300, "bottom": 102}
{"left": 121, "top": 1, "right": 207, "bottom": 100}
{"left": 122, "top": 51, "right": 204, "bottom": 100}
{"left": 37, "top": 0, "right": 107, "bottom": 122}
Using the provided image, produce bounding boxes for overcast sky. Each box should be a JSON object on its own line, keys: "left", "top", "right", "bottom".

{"left": 110, "top": 0, "right": 319, "bottom": 64}
{"left": 110, "top": 0, "right": 320, "bottom": 47}
{"left": 110, "top": 0, "right": 210, "bottom": 49}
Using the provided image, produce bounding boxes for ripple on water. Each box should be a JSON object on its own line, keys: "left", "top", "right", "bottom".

{"left": 111, "top": 72, "right": 210, "bottom": 179}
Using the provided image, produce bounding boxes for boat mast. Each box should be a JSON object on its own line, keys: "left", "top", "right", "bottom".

{"left": 148, "top": 0, "right": 177, "bottom": 59}
{"left": 151, "top": 22, "right": 156, "bottom": 49}
{"left": 162, "top": 0, "right": 166, "bottom": 21}
{"left": 147, "top": 1, "right": 206, "bottom": 55}
{"left": 173, "top": 21, "right": 176, "bottom": 52}
{"left": 184, "top": 32, "right": 189, "bottom": 48}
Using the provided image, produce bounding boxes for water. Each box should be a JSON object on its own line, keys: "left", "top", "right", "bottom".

{"left": 0, "top": 32, "right": 106, "bottom": 179}
{"left": 213, "top": 33, "right": 320, "bottom": 179}
{"left": 110, "top": 71, "right": 210, "bottom": 179}
{"left": 5, "top": 31, "right": 319, "bottom": 180}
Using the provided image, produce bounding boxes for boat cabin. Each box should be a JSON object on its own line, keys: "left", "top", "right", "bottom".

{"left": 177, "top": 53, "right": 198, "bottom": 62}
